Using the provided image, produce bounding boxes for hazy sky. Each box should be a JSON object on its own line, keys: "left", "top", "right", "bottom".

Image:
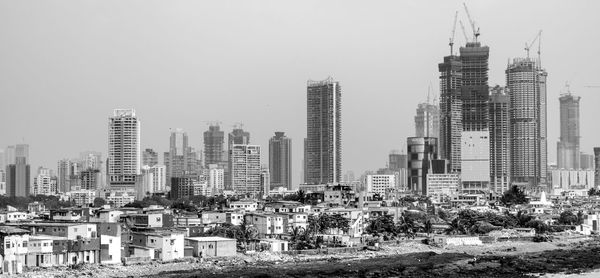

{"left": 1, "top": 0, "right": 600, "bottom": 186}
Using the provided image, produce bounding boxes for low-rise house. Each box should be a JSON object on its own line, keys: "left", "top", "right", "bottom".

{"left": 244, "top": 213, "right": 285, "bottom": 237}
{"left": 264, "top": 201, "right": 311, "bottom": 213}
{"left": 26, "top": 235, "right": 56, "bottom": 267}
{"left": 229, "top": 201, "right": 258, "bottom": 212}
{"left": 200, "top": 211, "right": 227, "bottom": 225}
{"left": 27, "top": 202, "right": 46, "bottom": 215}
{"left": 1, "top": 211, "right": 29, "bottom": 223}
{"left": 226, "top": 211, "right": 244, "bottom": 226}
{"left": 185, "top": 237, "right": 236, "bottom": 257}
{"left": 97, "top": 223, "right": 121, "bottom": 264}
{"left": 124, "top": 213, "right": 173, "bottom": 228}
{"left": 282, "top": 212, "right": 308, "bottom": 232}
{"left": 50, "top": 208, "right": 91, "bottom": 222}
{"left": 129, "top": 229, "right": 185, "bottom": 261}
{"left": 0, "top": 226, "right": 29, "bottom": 274}
{"left": 259, "top": 238, "right": 289, "bottom": 252}
{"left": 90, "top": 209, "right": 123, "bottom": 223}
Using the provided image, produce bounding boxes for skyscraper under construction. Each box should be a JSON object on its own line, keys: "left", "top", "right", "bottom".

{"left": 506, "top": 58, "right": 548, "bottom": 186}
{"left": 557, "top": 91, "right": 581, "bottom": 170}
{"left": 438, "top": 55, "right": 463, "bottom": 173}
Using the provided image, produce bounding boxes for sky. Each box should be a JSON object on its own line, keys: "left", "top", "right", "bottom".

{"left": 1, "top": 0, "right": 600, "bottom": 187}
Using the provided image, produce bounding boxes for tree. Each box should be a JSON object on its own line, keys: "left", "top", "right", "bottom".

{"left": 93, "top": 197, "right": 106, "bottom": 208}
{"left": 558, "top": 211, "right": 579, "bottom": 225}
{"left": 500, "top": 186, "right": 528, "bottom": 207}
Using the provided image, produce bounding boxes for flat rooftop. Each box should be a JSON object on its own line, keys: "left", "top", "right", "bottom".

{"left": 186, "top": 236, "right": 235, "bottom": 242}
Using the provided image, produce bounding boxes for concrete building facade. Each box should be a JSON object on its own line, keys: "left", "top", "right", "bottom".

{"left": 269, "top": 132, "right": 292, "bottom": 190}
{"left": 489, "top": 86, "right": 510, "bottom": 194}
{"left": 407, "top": 137, "right": 438, "bottom": 195}
{"left": 229, "top": 144, "right": 261, "bottom": 195}
{"left": 305, "top": 77, "right": 342, "bottom": 184}
{"left": 506, "top": 58, "right": 548, "bottom": 186}
{"left": 108, "top": 109, "right": 141, "bottom": 188}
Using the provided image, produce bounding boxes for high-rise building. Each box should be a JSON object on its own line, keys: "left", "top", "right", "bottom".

{"left": 594, "top": 147, "right": 600, "bottom": 187}
{"left": 33, "top": 167, "right": 56, "bottom": 196}
{"left": 108, "top": 109, "right": 141, "bottom": 188}
{"left": 438, "top": 55, "right": 463, "bottom": 173}
{"left": 305, "top": 77, "right": 342, "bottom": 184}
{"left": 164, "top": 128, "right": 201, "bottom": 186}
{"left": 142, "top": 148, "right": 159, "bottom": 167}
{"left": 268, "top": 132, "right": 292, "bottom": 189}
{"left": 506, "top": 58, "right": 548, "bottom": 186}
{"left": 207, "top": 164, "right": 224, "bottom": 194}
{"left": 489, "top": 86, "right": 510, "bottom": 194}
{"left": 461, "top": 131, "right": 490, "bottom": 194}
{"left": 415, "top": 102, "right": 440, "bottom": 139}
{"left": 7, "top": 157, "right": 30, "bottom": 197}
{"left": 0, "top": 149, "right": 5, "bottom": 181}
{"left": 228, "top": 128, "right": 250, "bottom": 149}
{"left": 229, "top": 144, "right": 261, "bottom": 195}
{"left": 170, "top": 175, "right": 206, "bottom": 200}
{"left": 6, "top": 144, "right": 30, "bottom": 197}
{"left": 460, "top": 42, "right": 490, "bottom": 132}
{"left": 149, "top": 164, "right": 166, "bottom": 193}
{"left": 260, "top": 166, "right": 270, "bottom": 198}
{"left": 557, "top": 92, "right": 581, "bottom": 170}
{"left": 581, "top": 152, "right": 594, "bottom": 170}
{"left": 388, "top": 151, "right": 407, "bottom": 172}
{"left": 57, "top": 159, "right": 78, "bottom": 192}
{"left": 366, "top": 174, "right": 396, "bottom": 196}
{"left": 204, "top": 125, "right": 225, "bottom": 167}
{"left": 407, "top": 137, "right": 438, "bottom": 195}
{"left": 80, "top": 169, "right": 101, "bottom": 190}
{"left": 79, "top": 151, "right": 102, "bottom": 170}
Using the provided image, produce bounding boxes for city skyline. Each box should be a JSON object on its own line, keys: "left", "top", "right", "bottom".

{"left": 2, "top": 1, "right": 600, "bottom": 184}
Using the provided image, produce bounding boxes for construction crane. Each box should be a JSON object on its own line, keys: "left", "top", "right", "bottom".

{"left": 463, "top": 3, "right": 480, "bottom": 43}
{"left": 524, "top": 30, "right": 542, "bottom": 58}
{"left": 459, "top": 20, "right": 469, "bottom": 45}
{"left": 448, "top": 11, "right": 458, "bottom": 55}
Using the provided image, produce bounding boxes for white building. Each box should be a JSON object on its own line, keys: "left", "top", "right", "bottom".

{"left": 461, "top": 131, "right": 490, "bottom": 194}
{"left": 426, "top": 173, "right": 460, "bottom": 201}
{"left": 551, "top": 169, "right": 595, "bottom": 191}
{"left": 207, "top": 164, "right": 224, "bottom": 194}
{"left": 33, "top": 172, "right": 56, "bottom": 196}
{"left": 108, "top": 109, "right": 141, "bottom": 188}
{"left": 150, "top": 165, "right": 166, "bottom": 192}
{"left": 365, "top": 174, "right": 396, "bottom": 195}
{"left": 102, "top": 189, "right": 135, "bottom": 208}
{"left": 229, "top": 144, "right": 261, "bottom": 195}
{"left": 67, "top": 190, "right": 96, "bottom": 206}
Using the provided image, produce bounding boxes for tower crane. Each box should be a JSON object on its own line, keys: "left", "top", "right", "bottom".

{"left": 448, "top": 11, "right": 458, "bottom": 55}
{"left": 463, "top": 3, "right": 480, "bottom": 42}
{"left": 459, "top": 20, "right": 469, "bottom": 45}
{"left": 524, "top": 30, "right": 542, "bottom": 59}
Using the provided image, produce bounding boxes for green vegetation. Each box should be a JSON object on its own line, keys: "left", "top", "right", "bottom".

{"left": 500, "top": 185, "right": 528, "bottom": 207}
{"left": 0, "top": 195, "right": 73, "bottom": 211}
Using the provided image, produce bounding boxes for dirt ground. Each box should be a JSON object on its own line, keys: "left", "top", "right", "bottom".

{"left": 4, "top": 236, "right": 597, "bottom": 278}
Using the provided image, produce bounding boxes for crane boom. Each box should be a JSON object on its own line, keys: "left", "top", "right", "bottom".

{"left": 449, "top": 11, "right": 458, "bottom": 55}
{"left": 459, "top": 20, "right": 469, "bottom": 44}
{"left": 524, "top": 30, "right": 541, "bottom": 58}
{"left": 463, "top": 3, "right": 480, "bottom": 42}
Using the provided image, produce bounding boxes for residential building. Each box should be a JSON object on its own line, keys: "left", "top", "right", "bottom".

{"left": 170, "top": 175, "right": 207, "bottom": 199}
{"left": 79, "top": 151, "right": 103, "bottom": 171}
{"left": 438, "top": 55, "right": 463, "bottom": 173}
{"left": 0, "top": 226, "right": 30, "bottom": 274}
{"left": 33, "top": 168, "right": 56, "bottom": 196}
{"left": 365, "top": 174, "right": 396, "bottom": 196}
{"left": 550, "top": 169, "right": 595, "bottom": 191}
{"left": 506, "top": 58, "right": 548, "bottom": 186}
{"left": 269, "top": 132, "right": 292, "bottom": 190}
{"left": 305, "top": 77, "right": 342, "bottom": 184}
{"left": 97, "top": 223, "right": 121, "bottom": 264}
{"left": 244, "top": 212, "right": 285, "bottom": 237}
{"left": 557, "top": 91, "right": 581, "bottom": 170}
{"left": 407, "top": 137, "right": 438, "bottom": 195}
{"left": 185, "top": 237, "right": 236, "bottom": 258}
{"left": 150, "top": 164, "right": 166, "bottom": 193}
{"left": 261, "top": 166, "right": 270, "bottom": 197}
{"left": 207, "top": 164, "right": 224, "bottom": 194}
{"left": 79, "top": 169, "right": 101, "bottom": 190}
{"left": 108, "top": 109, "right": 141, "bottom": 188}
{"left": 142, "top": 148, "right": 159, "bottom": 167}
{"left": 229, "top": 144, "right": 261, "bottom": 195}
{"left": 426, "top": 173, "right": 460, "bottom": 201}
{"left": 488, "top": 86, "right": 510, "bottom": 194}
{"left": 57, "top": 159, "right": 77, "bottom": 193}
{"left": 129, "top": 230, "right": 185, "bottom": 261}
{"left": 101, "top": 189, "right": 135, "bottom": 208}
{"left": 67, "top": 190, "right": 96, "bottom": 206}
{"left": 461, "top": 131, "right": 490, "bottom": 194}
